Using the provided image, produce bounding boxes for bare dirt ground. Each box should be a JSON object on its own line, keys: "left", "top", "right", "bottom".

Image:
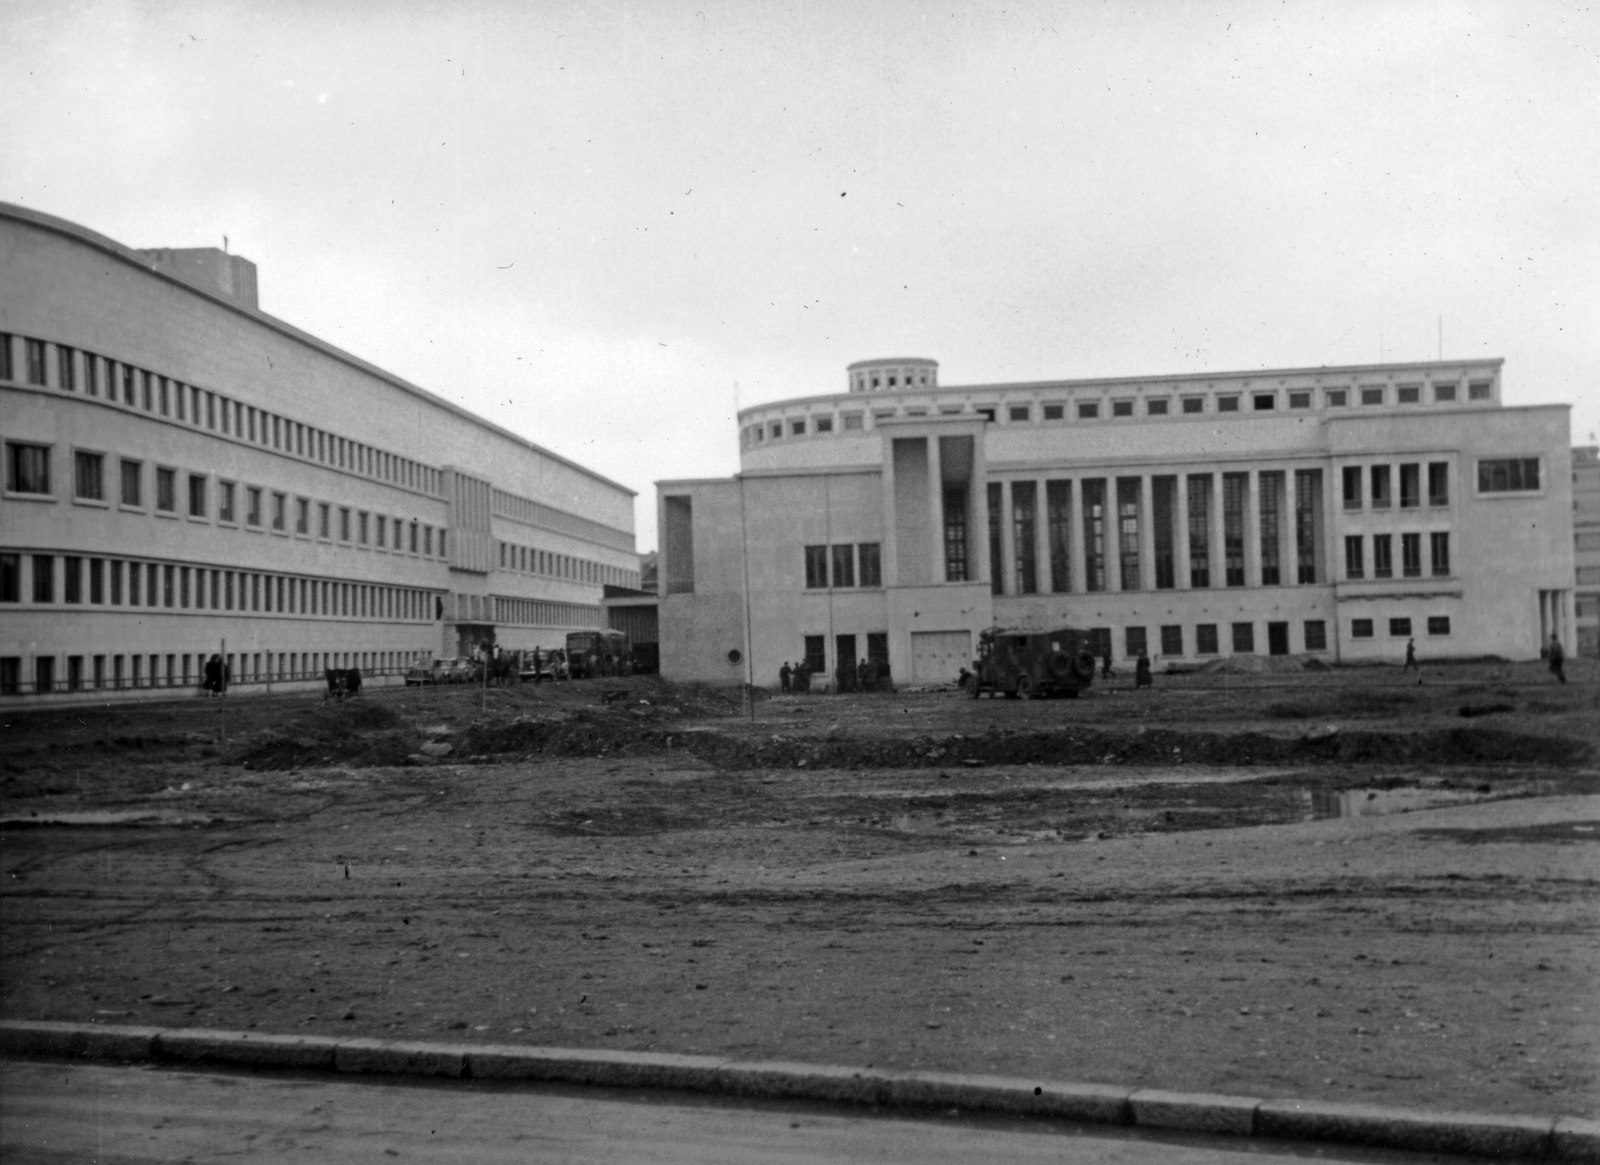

{"left": 3, "top": 660, "right": 1597, "bottom": 1118}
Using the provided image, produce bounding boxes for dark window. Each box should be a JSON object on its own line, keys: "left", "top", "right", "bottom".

{"left": 1325, "top": 388, "right": 1347, "bottom": 407}
{"left": 1361, "top": 386, "right": 1384, "bottom": 406}
{"left": 1477, "top": 458, "right": 1539, "bottom": 492}
{"left": 25, "top": 338, "right": 46, "bottom": 385}
{"left": 1427, "top": 615, "right": 1451, "bottom": 636}
{"left": 1112, "top": 400, "right": 1133, "bottom": 417}
{"left": 0, "top": 333, "right": 12, "bottom": 380}
{"left": 1077, "top": 401, "right": 1099, "bottom": 419}
{"left": 803, "top": 635, "right": 826, "bottom": 675}
{"left": 1468, "top": 381, "right": 1491, "bottom": 400}
{"left": 89, "top": 558, "right": 103, "bottom": 603}
{"left": 1400, "top": 464, "right": 1420, "bottom": 508}
{"left": 867, "top": 632, "right": 889, "bottom": 674}
{"left": 1370, "top": 465, "right": 1391, "bottom": 509}
{"left": 1187, "top": 474, "right": 1211, "bottom": 587}
{"left": 943, "top": 485, "right": 969, "bottom": 582}
{"left": 1231, "top": 622, "right": 1255, "bottom": 653}
{"left": 1046, "top": 480, "right": 1071, "bottom": 593}
{"left": 1125, "top": 626, "right": 1148, "bottom": 657}
{"left": 1217, "top": 396, "right": 1239, "bottom": 412}
{"left": 1430, "top": 532, "right": 1450, "bottom": 576}
{"left": 320, "top": 503, "right": 332, "bottom": 538}
{"left": 188, "top": 475, "right": 206, "bottom": 517}
{"left": 1434, "top": 383, "right": 1457, "bottom": 402}
{"left": 74, "top": 451, "right": 104, "bottom": 500}
{"left": 296, "top": 498, "right": 309, "bottom": 534}
{"left": 1389, "top": 617, "right": 1412, "bottom": 637}
{"left": 1345, "top": 535, "right": 1364, "bottom": 579}
{"left": 1342, "top": 465, "right": 1361, "bottom": 509}
{"left": 0, "top": 658, "right": 18, "bottom": 695}
{"left": 1294, "top": 468, "right": 1322, "bottom": 584}
{"left": 32, "top": 555, "right": 54, "bottom": 602}
{"left": 1147, "top": 399, "right": 1169, "bottom": 416}
{"left": 804, "top": 545, "right": 828, "bottom": 589}
{"left": 815, "top": 416, "right": 833, "bottom": 433}
{"left": 1397, "top": 385, "right": 1420, "bottom": 403}
{"left": 1253, "top": 393, "right": 1275, "bottom": 411}
{"left": 858, "top": 542, "right": 882, "bottom": 588}
{"left": 988, "top": 481, "right": 1004, "bottom": 595}
{"left": 1427, "top": 462, "right": 1449, "bottom": 507}
{"left": 1008, "top": 405, "right": 1030, "bottom": 422}
{"left": 1081, "top": 478, "right": 1106, "bottom": 593}
{"left": 1372, "top": 534, "right": 1393, "bottom": 579}
{"left": 831, "top": 543, "right": 855, "bottom": 588}
{"left": 1152, "top": 475, "right": 1176, "bottom": 589}
{"left": 247, "top": 488, "right": 263, "bottom": 527}
{"left": 109, "top": 560, "right": 122, "bottom": 605}
{"left": 1012, "top": 481, "right": 1037, "bottom": 594}
{"left": 1043, "top": 404, "right": 1064, "bottom": 420}
{"left": 1116, "top": 477, "right": 1140, "bottom": 591}
{"left": 1181, "top": 396, "right": 1203, "bottom": 414}
{"left": 1402, "top": 533, "right": 1422, "bottom": 577}
{"left": 358, "top": 511, "right": 368, "bottom": 543}
{"left": 64, "top": 556, "right": 82, "bottom": 603}
{"left": 82, "top": 352, "right": 98, "bottom": 395}
{"left": 6, "top": 442, "right": 50, "bottom": 493}
{"left": 272, "top": 492, "right": 286, "bottom": 531}
{"left": 1195, "top": 623, "right": 1219, "bottom": 655}
{"left": 0, "top": 553, "right": 17, "bottom": 602}
{"left": 1288, "top": 391, "right": 1311, "bottom": 409}
{"left": 218, "top": 482, "right": 235, "bottom": 522}
{"left": 339, "top": 507, "right": 351, "bottom": 541}
{"left": 1258, "top": 471, "right": 1282, "bottom": 586}
{"left": 35, "top": 656, "right": 54, "bottom": 694}
{"left": 57, "top": 346, "right": 75, "bottom": 391}
{"left": 156, "top": 468, "right": 175, "bottom": 512}
{"left": 1304, "top": 620, "right": 1327, "bottom": 651}
{"left": 1160, "top": 624, "right": 1183, "bottom": 655}
{"left": 1222, "top": 472, "right": 1246, "bottom": 586}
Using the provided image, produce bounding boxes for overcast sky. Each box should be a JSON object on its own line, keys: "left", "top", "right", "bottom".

{"left": 5, "top": 0, "right": 1596, "bottom": 551}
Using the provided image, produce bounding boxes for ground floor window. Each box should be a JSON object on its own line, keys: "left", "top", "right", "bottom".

{"left": 1159, "top": 624, "right": 1183, "bottom": 656}
{"left": 1352, "top": 619, "right": 1374, "bottom": 639}
{"left": 1124, "top": 626, "right": 1147, "bottom": 657}
{"left": 1304, "top": 620, "right": 1327, "bottom": 651}
{"left": 1195, "top": 624, "right": 1219, "bottom": 654}
{"left": 803, "top": 635, "right": 826, "bottom": 675}
{"left": 1389, "top": 617, "right": 1412, "bottom": 636}
{"left": 1427, "top": 615, "right": 1451, "bottom": 636}
{"left": 1231, "top": 622, "right": 1255, "bottom": 653}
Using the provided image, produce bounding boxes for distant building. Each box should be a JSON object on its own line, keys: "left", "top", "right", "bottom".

{"left": 658, "top": 356, "right": 1575, "bottom": 687}
{"left": 1575, "top": 445, "right": 1600, "bottom": 656}
{"left": 1, "top": 203, "right": 639, "bottom": 698}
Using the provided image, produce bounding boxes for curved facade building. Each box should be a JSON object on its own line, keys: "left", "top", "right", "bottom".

{"left": 659, "top": 355, "right": 1575, "bottom": 687}
{"left": 1, "top": 203, "right": 638, "bottom": 698}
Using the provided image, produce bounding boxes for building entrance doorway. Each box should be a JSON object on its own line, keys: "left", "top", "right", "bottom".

{"left": 1267, "top": 622, "right": 1289, "bottom": 656}
{"left": 909, "top": 630, "right": 970, "bottom": 683}
{"left": 835, "top": 634, "right": 856, "bottom": 685}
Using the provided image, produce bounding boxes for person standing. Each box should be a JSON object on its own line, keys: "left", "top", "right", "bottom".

{"left": 1549, "top": 634, "right": 1567, "bottom": 684}
{"left": 203, "top": 654, "right": 221, "bottom": 697}
{"left": 779, "top": 661, "right": 792, "bottom": 694}
{"left": 1134, "top": 651, "right": 1152, "bottom": 690}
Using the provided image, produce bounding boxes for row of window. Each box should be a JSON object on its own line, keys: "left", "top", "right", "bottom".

{"left": 1343, "top": 533, "right": 1451, "bottom": 580}
{"left": 744, "top": 380, "right": 1494, "bottom": 445}
{"left": 5, "top": 441, "right": 448, "bottom": 559}
{"left": 2, "top": 331, "right": 442, "bottom": 495}
{"left": 803, "top": 543, "right": 884, "bottom": 589}
{"left": 0, "top": 552, "right": 440, "bottom": 621}
{"left": 1351, "top": 616, "right": 1453, "bottom": 639}
{"left": 1, "top": 649, "right": 430, "bottom": 696}
{"left": 498, "top": 539, "right": 634, "bottom": 589}
{"left": 492, "top": 596, "right": 604, "bottom": 628}
{"left": 796, "top": 631, "right": 891, "bottom": 677}
{"left": 1341, "top": 462, "right": 1450, "bottom": 510}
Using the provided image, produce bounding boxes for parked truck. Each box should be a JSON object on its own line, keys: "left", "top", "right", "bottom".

{"left": 565, "top": 629, "right": 632, "bottom": 679}
{"left": 963, "top": 625, "right": 1097, "bottom": 699}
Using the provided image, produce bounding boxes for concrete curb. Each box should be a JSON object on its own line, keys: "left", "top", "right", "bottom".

{"left": 2, "top": 1020, "right": 1594, "bottom": 1161}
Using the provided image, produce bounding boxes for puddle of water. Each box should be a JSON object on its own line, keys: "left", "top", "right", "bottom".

{"left": 1303, "top": 787, "right": 1495, "bottom": 820}
{"left": 0, "top": 810, "right": 222, "bottom": 827}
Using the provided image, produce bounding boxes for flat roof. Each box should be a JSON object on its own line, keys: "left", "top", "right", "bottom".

{"left": 1, "top": 201, "right": 635, "bottom": 497}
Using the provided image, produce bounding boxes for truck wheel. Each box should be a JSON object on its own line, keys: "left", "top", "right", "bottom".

{"left": 1015, "top": 676, "right": 1036, "bottom": 700}
{"left": 1073, "top": 650, "right": 1097, "bottom": 681}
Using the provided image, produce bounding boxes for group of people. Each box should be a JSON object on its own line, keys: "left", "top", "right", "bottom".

{"left": 777, "top": 657, "right": 888, "bottom": 694}
{"left": 1099, "top": 649, "right": 1154, "bottom": 689}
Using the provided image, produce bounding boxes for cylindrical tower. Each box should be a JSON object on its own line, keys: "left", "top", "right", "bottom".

{"left": 845, "top": 357, "right": 938, "bottom": 394}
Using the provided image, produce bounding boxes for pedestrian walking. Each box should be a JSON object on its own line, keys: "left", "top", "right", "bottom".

{"left": 779, "top": 661, "right": 792, "bottom": 693}
{"left": 1403, "top": 638, "right": 1418, "bottom": 672}
{"left": 1548, "top": 634, "right": 1567, "bottom": 684}
{"left": 1134, "top": 651, "right": 1153, "bottom": 689}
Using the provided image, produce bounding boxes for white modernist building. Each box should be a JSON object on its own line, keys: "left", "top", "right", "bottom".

{"left": 1, "top": 203, "right": 639, "bottom": 699}
{"left": 658, "top": 356, "right": 1575, "bottom": 688}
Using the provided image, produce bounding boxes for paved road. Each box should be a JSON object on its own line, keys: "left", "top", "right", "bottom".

{"left": 2, "top": 1059, "right": 1444, "bottom": 1164}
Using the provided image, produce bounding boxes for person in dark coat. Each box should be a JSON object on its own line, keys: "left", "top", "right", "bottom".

{"left": 835, "top": 659, "right": 854, "bottom": 693}
{"left": 856, "top": 658, "right": 871, "bottom": 692}
{"left": 1549, "top": 634, "right": 1567, "bottom": 684}
{"left": 203, "top": 654, "right": 221, "bottom": 697}
{"left": 1134, "top": 652, "right": 1153, "bottom": 689}
{"left": 779, "top": 662, "right": 792, "bottom": 693}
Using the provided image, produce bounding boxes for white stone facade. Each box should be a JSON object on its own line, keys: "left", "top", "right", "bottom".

{"left": 661, "top": 356, "right": 1576, "bottom": 688}
{"left": 1, "top": 203, "right": 638, "bottom": 699}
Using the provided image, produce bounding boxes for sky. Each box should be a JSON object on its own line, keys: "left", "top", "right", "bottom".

{"left": 4, "top": 0, "right": 1597, "bottom": 552}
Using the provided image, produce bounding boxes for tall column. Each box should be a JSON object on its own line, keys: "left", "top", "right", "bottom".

{"left": 999, "top": 480, "right": 1016, "bottom": 596}
{"left": 1244, "top": 471, "right": 1262, "bottom": 588}
{"left": 972, "top": 456, "right": 991, "bottom": 589}
{"left": 1034, "top": 477, "right": 1051, "bottom": 594}
{"left": 880, "top": 433, "right": 899, "bottom": 586}
{"left": 1176, "top": 473, "right": 1192, "bottom": 590}
{"left": 1106, "top": 479, "right": 1122, "bottom": 594}
{"left": 1069, "top": 478, "right": 1087, "bottom": 595}
{"left": 1139, "top": 475, "right": 1156, "bottom": 592}
{"left": 1210, "top": 471, "right": 1227, "bottom": 589}
{"left": 927, "top": 437, "right": 945, "bottom": 583}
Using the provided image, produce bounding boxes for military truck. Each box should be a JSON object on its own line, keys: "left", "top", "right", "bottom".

{"left": 964, "top": 625, "right": 1097, "bottom": 699}
{"left": 565, "top": 628, "right": 632, "bottom": 679}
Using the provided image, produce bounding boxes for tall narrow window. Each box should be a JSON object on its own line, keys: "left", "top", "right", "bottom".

{"left": 155, "top": 468, "right": 175, "bottom": 512}
{"left": 1151, "top": 476, "right": 1176, "bottom": 589}
{"left": 1400, "top": 463, "right": 1420, "bottom": 509}
{"left": 1428, "top": 462, "right": 1450, "bottom": 507}
{"left": 1430, "top": 532, "right": 1450, "bottom": 576}
{"left": 74, "top": 451, "right": 104, "bottom": 500}
{"left": 1294, "top": 469, "right": 1322, "bottom": 584}
{"left": 34, "top": 555, "right": 55, "bottom": 602}
{"left": 987, "top": 482, "right": 1004, "bottom": 595}
{"left": 663, "top": 496, "right": 695, "bottom": 594}
{"left": 57, "top": 346, "right": 75, "bottom": 391}
{"left": 1046, "top": 480, "right": 1072, "bottom": 593}
{"left": 1401, "top": 533, "right": 1422, "bottom": 577}
{"left": 830, "top": 543, "right": 855, "bottom": 588}
{"left": 1222, "top": 472, "right": 1247, "bottom": 586}
{"left": 1345, "top": 535, "right": 1364, "bottom": 579}
{"left": 1116, "top": 477, "right": 1141, "bottom": 591}
{"left": 858, "top": 542, "right": 882, "bottom": 588}
{"left": 1342, "top": 465, "right": 1362, "bottom": 510}
{"left": 1011, "top": 481, "right": 1037, "bottom": 594}
{"left": 1258, "top": 471, "right": 1283, "bottom": 586}
{"left": 943, "top": 485, "right": 969, "bottom": 582}
{"left": 1187, "top": 474, "right": 1211, "bottom": 588}
{"left": 1373, "top": 534, "right": 1393, "bottom": 579}
{"left": 1371, "top": 465, "right": 1391, "bottom": 509}
{"left": 1081, "top": 478, "right": 1106, "bottom": 592}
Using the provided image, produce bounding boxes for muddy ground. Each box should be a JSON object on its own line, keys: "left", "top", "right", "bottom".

{"left": 2, "top": 660, "right": 1597, "bottom": 1118}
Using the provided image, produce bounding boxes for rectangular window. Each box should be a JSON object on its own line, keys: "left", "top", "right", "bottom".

{"left": 1125, "top": 626, "right": 1148, "bottom": 657}
{"left": 158, "top": 377, "right": 170, "bottom": 414}
{"left": 1325, "top": 388, "right": 1347, "bottom": 407}
{"left": 174, "top": 381, "right": 185, "bottom": 420}
{"left": 1288, "top": 391, "right": 1311, "bottom": 409}
{"left": 1081, "top": 478, "right": 1106, "bottom": 592}
{"left": 246, "top": 487, "right": 262, "bottom": 526}
{"left": 1252, "top": 393, "right": 1275, "bottom": 411}
{"left": 1217, "top": 395, "right": 1240, "bottom": 413}
{"left": 1430, "top": 531, "right": 1450, "bottom": 577}
{"left": 33, "top": 554, "right": 54, "bottom": 602}
{"left": 1372, "top": 534, "right": 1393, "bottom": 579}
{"left": 803, "top": 635, "right": 826, "bottom": 675}
{"left": 64, "top": 556, "right": 81, "bottom": 603}
{"left": 164, "top": 564, "right": 174, "bottom": 608}
{"left": 1477, "top": 458, "right": 1540, "bottom": 492}
{"left": 1078, "top": 401, "right": 1100, "bottom": 419}
{"left": 1469, "top": 380, "right": 1491, "bottom": 401}
{"left": 74, "top": 451, "right": 104, "bottom": 500}
{"left": 1187, "top": 474, "right": 1211, "bottom": 587}
{"left": 790, "top": 419, "right": 806, "bottom": 436}
{"left": 1043, "top": 404, "right": 1064, "bottom": 420}
{"left": 1152, "top": 475, "right": 1176, "bottom": 589}
{"left": 375, "top": 514, "right": 386, "bottom": 547}
{"left": 1345, "top": 535, "right": 1365, "bottom": 579}
{"left": 1112, "top": 400, "right": 1134, "bottom": 417}
{"left": 1389, "top": 617, "right": 1412, "bottom": 637}
{"left": 1258, "top": 471, "right": 1282, "bottom": 586}
{"left": 25, "top": 338, "right": 46, "bottom": 385}
{"left": 1009, "top": 405, "right": 1030, "bottom": 422}
{"left": 295, "top": 498, "right": 309, "bottom": 534}
{"left": 338, "top": 507, "right": 351, "bottom": 541}
{"left": 1427, "top": 615, "right": 1451, "bottom": 636}
{"left": 1370, "top": 465, "right": 1391, "bottom": 509}
{"left": 858, "top": 542, "right": 882, "bottom": 588}
{"left": 1195, "top": 623, "right": 1219, "bottom": 654}
{"left": 89, "top": 558, "right": 103, "bottom": 603}
{"left": 410, "top": 521, "right": 419, "bottom": 553}
{"left": 1304, "top": 620, "right": 1327, "bottom": 651}
{"left": 57, "top": 345, "right": 75, "bottom": 391}
{"left": 82, "top": 352, "right": 98, "bottom": 395}
{"left": 319, "top": 504, "right": 332, "bottom": 538}
{"left": 188, "top": 474, "right": 206, "bottom": 517}
{"left": 1160, "top": 624, "right": 1183, "bottom": 656}
{"left": 1182, "top": 396, "right": 1204, "bottom": 414}
{"left": 1401, "top": 533, "right": 1422, "bottom": 577}
{"left": 1361, "top": 386, "right": 1384, "bottom": 406}
{"left": 0, "top": 553, "right": 17, "bottom": 602}
{"left": 109, "top": 560, "right": 122, "bottom": 605}
{"left": 842, "top": 413, "right": 863, "bottom": 430}
{"left": 1342, "top": 465, "right": 1361, "bottom": 509}
{"left": 359, "top": 511, "right": 369, "bottom": 544}
{"left": 6, "top": 442, "right": 51, "bottom": 493}
{"left": 1012, "top": 481, "right": 1038, "bottom": 594}
{"left": 141, "top": 370, "right": 152, "bottom": 410}
{"left": 831, "top": 543, "right": 855, "bottom": 588}
{"left": 1147, "top": 398, "right": 1169, "bottom": 416}
{"left": 943, "top": 485, "right": 970, "bottom": 582}
{"left": 1421, "top": 462, "right": 1448, "bottom": 508}
{"left": 1397, "top": 385, "right": 1420, "bottom": 403}
{"left": 155, "top": 468, "right": 175, "bottom": 512}
{"left": 1222, "top": 472, "right": 1246, "bottom": 586}
{"left": 1115, "top": 477, "right": 1140, "bottom": 591}
{"left": 1231, "top": 622, "right": 1255, "bottom": 653}
{"left": 804, "top": 545, "right": 828, "bottom": 589}
{"left": 425, "top": 527, "right": 434, "bottom": 556}
{"left": 1400, "top": 464, "right": 1420, "bottom": 509}
{"left": 987, "top": 481, "right": 1004, "bottom": 595}
{"left": 272, "top": 492, "right": 286, "bottom": 531}
{"left": 1435, "top": 382, "right": 1457, "bottom": 402}
{"left": 1294, "top": 469, "right": 1322, "bottom": 584}
{"left": 218, "top": 482, "right": 235, "bottom": 523}
{"left": 1046, "top": 480, "right": 1071, "bottom": 593}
